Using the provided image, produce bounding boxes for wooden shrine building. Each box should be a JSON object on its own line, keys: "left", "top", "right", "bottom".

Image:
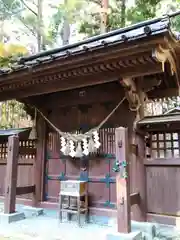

{"left": 0, "top": 15, "right": 180, "bottom": 232}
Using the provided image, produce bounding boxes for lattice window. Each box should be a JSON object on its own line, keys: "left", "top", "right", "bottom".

{"left": 149, "top": 132, "right": 180, "bottom": 159}
{"left": 0, "top": 140, "right": 36, "bottom": 160}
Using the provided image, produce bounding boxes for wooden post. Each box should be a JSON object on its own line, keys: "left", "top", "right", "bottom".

{"left": 135, "top": 132, "right": 146, "bottom": 221}
{"left": 33, "top": 114, "right": 46, "bottom": 206}
{"left": 134, "top": 78, "right": 146, "bottom": 221}
{"left": 115, "top": 127, "right": 131, "bottom": 233}
{"left": 4, "top": 135, "right": 19, "bottom": 214}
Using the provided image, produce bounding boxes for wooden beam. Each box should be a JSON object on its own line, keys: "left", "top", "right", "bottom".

{"left": 16, "top": 185, "right": 35, "bottom": 195}
{"left": 0, "top": 64, "right": 162, "bottom": 101}
{"left": 148, "top": 87, "right": 179, "bottom": 99}
{"left": 26, "top": 82, "right": 124, "bottom": 109}
{"left": 4, "top": 135, "right": 19, "bottom": 214}
{"left": 19, "top": 146, "right": 36, "bottom": 155}
{"left": 130, "top": 192, "right": 140, "bottom": 206}
{"left": 115, "top": 127, "right": 131, "bottom": 233}
{"left": 139, "top": 123, "right": 180, "bottom": 132}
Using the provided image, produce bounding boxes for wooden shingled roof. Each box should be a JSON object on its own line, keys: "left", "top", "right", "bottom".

{"left": 137, "top": 110, "right": 180, "bottom": 132}
{"left": 0, "top": 15, "right": 179, "bottom": 101}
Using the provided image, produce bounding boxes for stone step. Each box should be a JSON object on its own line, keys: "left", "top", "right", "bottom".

{"left": 22, "top": 206, "right": 44, "bottom": 218}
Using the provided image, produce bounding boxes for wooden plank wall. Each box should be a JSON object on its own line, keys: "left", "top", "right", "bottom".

{"left": 45, "top": 128, "right": 117, "bottom": 208}
{"left": 45, "top": 129, "right": 139, "bottom": 211}
{"left": 44, "top": 95, "right": 136, "bottom": 207}
{"left": 0, "top": 140, "right": 36, "bottom": 199}
{"left": 146, "top": 166, "right": 180, "bottom": 215}
{"left": 145, "top": 131, "right": 180, "bottom": 217}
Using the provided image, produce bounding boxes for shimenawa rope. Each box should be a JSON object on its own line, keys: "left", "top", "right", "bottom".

{"left": 35, "top": 96, "right": 126, "bottom": 141}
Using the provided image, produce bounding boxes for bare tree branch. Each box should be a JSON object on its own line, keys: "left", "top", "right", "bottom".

{"left": 1, "top": 0, "right": 36, "bottom": 37}
{"left": 31, "top": 0, "right": 37, "bottom": 7}
{"left": 18, "top": 16, "right": 36, "bottom": 36}
{"left": 19, "top": 0, "right": 37, "bottom": 16}
{"left": 89, "top": 0, "right": 101, "bottom": 6}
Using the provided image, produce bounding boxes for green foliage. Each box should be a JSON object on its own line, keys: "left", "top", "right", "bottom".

{"left": 0, "top": 42, "right": 28, "bottom": 68}
{"left": 126, "top": 0, "right": 162, "bottom": 24}
{"left": 0, "top": 0, "right": 22, "bottom": 18}
{"left": 168, "top": 1, "right": 180, "bottom": 31}
{"left": 171, "top": 15, "right": 180, "bottom": 31}
{"left": 79, "top": 0, "right": 125, "bottom": 36}
{"left": 79, "top": 0, "right": 180, "bottom": 37}
{"left": 46, "top": 6, "right": 64, "bottom": 46}
{"left": 47, "top": 0, "right": 84, "bottom": 46}
{"left": 107, "top": 0, "right": 125, "bottom": 30}
{"left": 0, "top": 100, "right": 28, "bottom": 129}
{"left": 79, "top": 13, "right": 100, "bottom": 36}
{"left": 79, "top": 0, "right": 163, "bottom": 37}
{"left": 155, "top": 0, "right": 180, "bottom": 31}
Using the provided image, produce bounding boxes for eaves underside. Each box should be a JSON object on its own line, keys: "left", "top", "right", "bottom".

{"left": 0, "top": 54, "right": 163, "bottom": 101}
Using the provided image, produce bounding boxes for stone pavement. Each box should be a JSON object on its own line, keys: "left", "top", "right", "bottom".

{"left": 0, "top": 202, "right": 179, "bottom": 240}
{"left": 0, "top": 215, "right": 111, "bottom": 240}
{"left": 0, "top": 202, "right": 112, "bottom": 240}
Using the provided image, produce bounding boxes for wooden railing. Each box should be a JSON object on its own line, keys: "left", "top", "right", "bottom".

{"left": 0, "top": 139, "right": 36, "bottom": 161}
{"left": 0, "top": 139, "right": 36, "bottom": 199}
{"left": 16, "top": 185, "right": 35, "bottom": 195}
{"left": 4, "top": 136, "right": 36, "bottom": 213}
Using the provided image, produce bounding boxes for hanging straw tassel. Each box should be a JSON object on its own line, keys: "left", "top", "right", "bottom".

{"left": 60, "top": 137, "right": 66, "bottom": 153}
{"left": 88, "top": 137, "right": 96, "bottom": 153}
{"left": 29, "top": 108, "right": 37, "bottom": 140}
{"left": 75, "top": 141, "right": 84, "bottom": 158}
{"left": 83, "top": 138, "right": 89, "bottom": 156}
{"left": 93, "top": 131, "right": 101, "bottom": 149}
{"left": 69, "top": 140, "right": 76, "bottom": 157}
{"left": 64, "top": 141, "right": 71, "bottom": 156}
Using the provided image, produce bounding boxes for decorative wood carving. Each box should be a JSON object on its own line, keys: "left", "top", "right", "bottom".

{"left": 119, "top": 77, "right": 147, "bottom": 114}
{"left": 154, "top": 38, "right": 180, "bottom": 93}
{"left": 120, "top": 78, "right": 140, "bottom": 111}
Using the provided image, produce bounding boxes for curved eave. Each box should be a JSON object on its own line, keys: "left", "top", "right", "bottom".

{"left": 0, "top": 17, "right": 172, "bottom": 81}
{"left": 137, "top": 114, "right": 180, "bottom": 132}
{"left": 0, "top": 33, "right": 168, "bottom": 82}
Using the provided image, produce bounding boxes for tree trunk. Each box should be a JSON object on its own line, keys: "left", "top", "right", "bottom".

{"left": 100, "top": 0, "right": 108, "bottom": 33}
{"left": 37, "top": 0, "right": 45, "bottom": 51}
{"left": 61, "top": 18, "right": 70, "bottom": 45}
{"left": 60, "top": 0, "right": 70, "bottom": 46}
{"left": 0, "top": 21, "right": 4, "bottom": 42}
{"left": 120, "top": 0, "right": 126, "bottom": 28}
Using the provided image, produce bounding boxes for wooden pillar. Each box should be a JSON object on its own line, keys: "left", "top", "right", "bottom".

{"left": 4, "top": 135, "right": 19, "bottom": 214}
{"left": 131, "top": 78, "right": 146, "bottom": 221}
{"left": 33, "top": 114, "right": 47, "bottom": 206}
{"left": 115, "top": 127, "right": 131, "bottom": 233}
{"left": 135, "top": 132, "right": 146, "bottom": 221}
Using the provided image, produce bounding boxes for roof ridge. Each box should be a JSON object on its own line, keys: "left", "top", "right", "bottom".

{"left": 18, "top": 15, "right": 170, "bottom": 64}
